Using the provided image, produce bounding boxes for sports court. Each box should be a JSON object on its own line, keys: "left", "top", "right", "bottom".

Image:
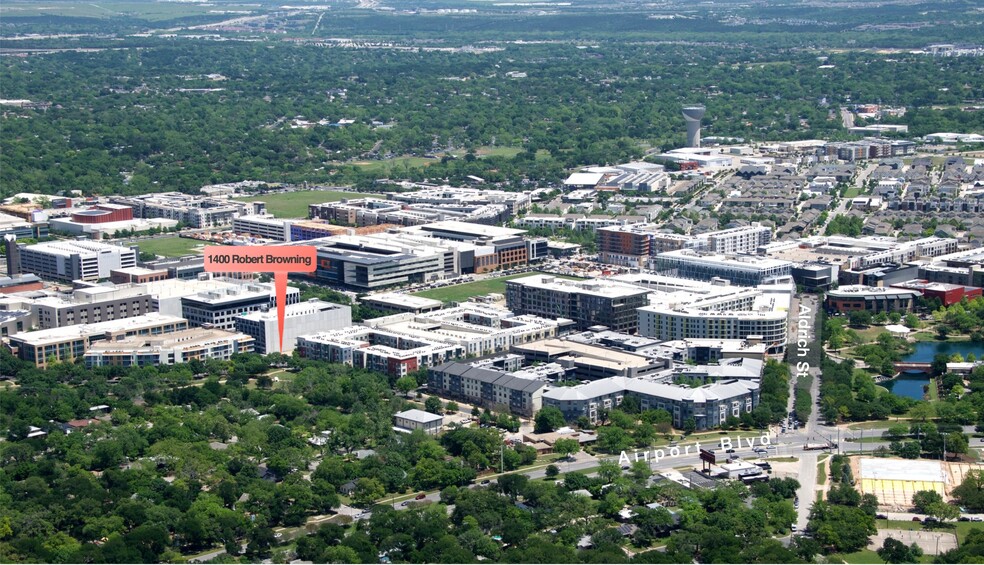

{"left": 868, "top": 529, "right": 958, "bottom": 556}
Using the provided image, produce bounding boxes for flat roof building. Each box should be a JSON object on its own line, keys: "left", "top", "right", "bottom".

{"left": 362, "top": 303, "right": 566, "bottom": 359}
{"left": 84, "top": 327, "right": 254, "bottom": 367}
{"left": 234, "top": 299, "right": 352, "bottom": 354}
{"left": 361, "top": 292, "right": 444, "bottom": 315}
{"left": 7, "top": 313, "right": 188, "bottom": 368}
{"left": 825, "top": 285, "right": 922, "bottom": 313}
{"left": 654, "top": 249, "right": 793, "bottom": 287}
{"left": 297, "top": 326, "right": 464, "bottom": 379}
{"left": 232, "top": 214, "right": 291, "bottom": 241}
{"left": 393, "top": 409, "right": 444, "bottom": 435}
{"left": 15, "top": 240, "right": 137, "bottom": 282}
{"left": 182, "top": 282, "right": 300, "bottom": 330}
{"left": 506, "top": 274, "right": 651, "bottom": 333}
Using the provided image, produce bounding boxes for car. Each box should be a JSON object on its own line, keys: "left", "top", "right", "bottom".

{"left": 911, "top": 516, "right": 921, "bottom": 521}
{"left": 960, "top": 516, "right": 971, "bottom": 522}
{"left": 972, "top": 517, "right": 983, "bottom": 522}
{"left": 415, "top": 493, "right": 427, "bottom": 500}
{"left": 876, "top": 513, "right": 888, "bottom": 520}
{"left": 791, "top": 525, "right": 798, "bottom": 532}
{"left": 274, "top": 533, "right": 283, "bottom": 539}
{"left": 481, "top": 479, "right": 491, "bottom": 485}
{"left": 725, "top": 449, "right": 736, "bottom": 454}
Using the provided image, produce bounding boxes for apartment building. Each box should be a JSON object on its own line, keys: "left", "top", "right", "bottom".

{"left": 83, "top": 328, "right": 255, "bottom": 367}
{"left": 543, "top": 377, "right": 760, "bottom": 429}
{"left": 428, "top": 361, "right": 546, "bottom": 417}
{"left": 232, "top": 214, "right": 291, "bottom": 241}
{"left": 8, "top": 313, "right": 188, "bottom": 368}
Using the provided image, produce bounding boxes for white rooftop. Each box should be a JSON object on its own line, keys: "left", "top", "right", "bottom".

{"left": 859, "top": 458, "right": 945, "bottom": 483}
{"left": 365, "top": 292, "right": 444, "bottom": 309}
{"left": 394, "top": 409, "right": 443, "bottom": 424}
{"left": 564, "top": 172, "right": 605, "bottom": 186}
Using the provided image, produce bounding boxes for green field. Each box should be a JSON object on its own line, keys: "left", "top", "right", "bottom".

{"left": 1, "top": 1, "right": 218, "bottom": 20}
{"left": 137, "top": 237, "right": 205, "bottom": 258}
{"left": 234, "top": 190, "right": 376, "bottom": 218}
{"left": 412, "top": 272, "right": 582, "bottom": 304}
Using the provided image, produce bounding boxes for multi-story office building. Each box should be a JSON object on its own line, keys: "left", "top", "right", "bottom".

{"left": 181, "top": 283, "right": 300, "bottom": 330}
{"left": 232, "top": 214, "right": 291, "bottom": 241}
{"left": 234, "top": 299, "right": 352, "bottom": 354}
{"left": 13, "top": 240, "right": 137, "bottom": 282}
{"left": 542, "top": 377, "right": 760, "bottom": 429}
{"left": 428, "top": 361, "right": 546, "bottom": 417}
{"left": 83, "top": 328, "right": 254, "bottom": 367}
{"left": 404, "top": 220, "right": 548, "bottom": 271}
{"left": 8, "top": 313, "right": 188, "bottom": 368}
{"left": 654, "top": 250, "right": 793, "bottom": 287}
{"left": 505, "top": 275, "right": 651, "bottom": 333}
{"left": 310, "top": 235, "right": 449, "bottom": 290}
{"left": 824, "top": 285, "right": 922, "bottom": 314}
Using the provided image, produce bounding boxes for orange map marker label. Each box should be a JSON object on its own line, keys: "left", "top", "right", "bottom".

{"left": 204, "top": 245, "right": 318, "bottom": 352}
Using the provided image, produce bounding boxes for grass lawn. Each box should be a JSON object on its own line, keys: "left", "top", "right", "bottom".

{"left": 927, "top": 378, "right": 940, "bottom": 401}
{"left": 234, "top": 190, "right": 376, "bottom": 218}
{"left": 3, "top": 1, "right": 217, "bottom": 20}
{"left": 833, "top": 549, "right": 933, "bottom": 564}
{"left": 912, "top": 332, "right": 971, "bottom": 343}
{"left": 847, "top": 421, "right": 903, "bottom": 431}
{"left": 412, "top": 272, "right": 582, "bottom": 304}
{"left": 851, "top": 326, "right": 894, "bottom": 343}
{"left": 137, "top": 236, "right": 205, "bottom": 258}
{"left": 831, "top": 549, "right": 881, "bottom": 564}
{"left": 843, "top": 187, "right": 863, "bottom": 198}
{"left": 817, "top": 460, "right": 827, "bottom": 484}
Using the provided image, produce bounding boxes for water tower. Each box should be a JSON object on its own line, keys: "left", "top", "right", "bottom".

{"left": 682, "top": 105, "right": 706, "bottom": 148}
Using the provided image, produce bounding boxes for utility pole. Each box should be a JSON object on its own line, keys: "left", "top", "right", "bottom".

{"left": 500, "top": 442, "right": 504, "bottom": 474}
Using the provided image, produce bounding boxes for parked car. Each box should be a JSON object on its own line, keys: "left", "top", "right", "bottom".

{"left": 415, "top": 493, "right": 427, "bottom": 500}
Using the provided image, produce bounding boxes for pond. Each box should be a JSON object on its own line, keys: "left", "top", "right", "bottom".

{"left": 884, "top": 374, "right": 931, "bottom": 401}
{"left": 903, "top": 340, "right": 983, "bottom": 363}
{"left": 884, "top": 340, "right": 983, "bottom": 400}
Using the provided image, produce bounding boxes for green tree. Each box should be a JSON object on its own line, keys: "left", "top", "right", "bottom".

{"left": 877, "top": 537, "right": 922, "bottom": 563}
{"left": 534, "top": 407, "right": 566, "bottom": 434}
{"left": 352, "top": 478, "right": 385, "bottom": 507}
{"left": 552, "top": 438, "right": 580, "bottom": 460}
{"left": 396, "top": 376, "right": 417, "bottom": 397}
{"left": 424, "top": 396, "right": 443, "bottom": 414}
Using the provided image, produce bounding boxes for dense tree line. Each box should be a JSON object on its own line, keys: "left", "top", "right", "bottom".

{"left": 2, "top": 41, "right": 982, "bottom": 197}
